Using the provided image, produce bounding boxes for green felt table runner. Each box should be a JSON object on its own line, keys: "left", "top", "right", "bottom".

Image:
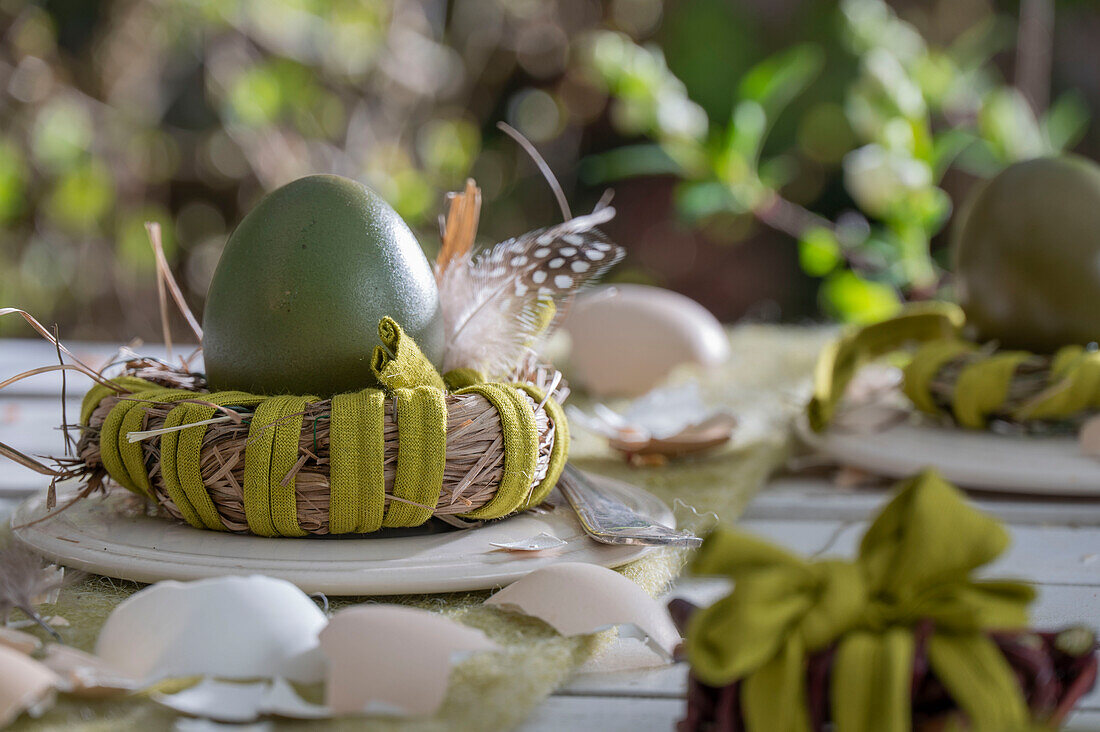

{"left": 12, "top": 325, "right": 827, "bottom": 731}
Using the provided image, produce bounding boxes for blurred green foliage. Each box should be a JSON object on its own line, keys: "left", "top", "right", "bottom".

{"left": 581, "top": 0, "right": 1091, "bottom": 323}
{"left": 0, "top": 0, "right": 1095, "bottom": 337}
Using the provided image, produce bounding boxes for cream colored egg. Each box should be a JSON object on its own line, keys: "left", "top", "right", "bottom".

{"left": 562, "top": 284, "right": 729, "bottom": 397}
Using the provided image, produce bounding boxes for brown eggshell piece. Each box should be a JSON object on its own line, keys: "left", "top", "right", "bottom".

{"left": 485, "top": 562, "right": 681, "bottom": 659}
{"left": 0, "top": 645, "right": 59, "bottom": 726}
{"left": 318, "top": 605, "right": 499, "bottom": 717}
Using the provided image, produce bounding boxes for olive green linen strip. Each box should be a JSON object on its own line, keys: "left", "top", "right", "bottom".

{"left": 951, "top": 351, "right": 1031, "bottom": 428}
{"left": 513, "top": 383, "right": 569, "bottom": 506}
{"left": 167, "top": 391, "right": 267, "bottom": 531}
{"left": 372, "top": 316, "right": 446, "bottom": 391}
{"left": 455, "top": 383, "right": 538, "bottom": 520}
{"left": 928, "top": 632, "right": 1031, "bottom": 730}
{"left": 1015, "top": 345, "right": 1100, "bottom": 420}
{"left": 157, "top": 405, "right": 205, "bottom": 528}
{"left": 79, "top": 376, "right": 157, "bottom": 426}
{"left": 901, "top": 339, "right": 977, "bottom": 415}
{"left": 806, "top": 302, "right": 965, "bottom": 431}
{"left": 443, "top": 367, "right": 486, "bottom": 390}
{"left": 96, "top": 395, "right": 143, "bottom": 495}
{"left": 243, "top": 395, "right": 314, "bottom": 537}
{"left": 99, "top": 388, "right": 191, "bottom": 498}
{"left": 271, "top": 395, "right": 314, "bottom": 537}
{"left": 116, "top": 390, "right": 202, "bottom": 500}
{"left": 830, "top": 628, "right": 913, "bottom": 732}
{"left": 329, "top": 389, "right": 387, "bottom": 534}
{"left": 383, "top": 386, "right": 447, "bottom": 527}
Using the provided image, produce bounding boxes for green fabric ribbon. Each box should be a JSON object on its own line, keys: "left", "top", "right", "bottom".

{"left": 79, "top": 375, "right": 157, "bottom": 426}
{"left": 686, "top": 469, "right": 1035, "bottom": 732}
{"left": 328, "top": 388, "right": 387, "bottom": 534}
{"left": 372, "top": 316, "right": 447, "bottom": 391}
{"left": 807, "top": 302, "right": 965, "bottom": 431}
{"left": 161, "top": 391, "right": 267, "bottom": 531}
{"left": 1017, "top": 345, "right": 1100, "bottom": 420}
{"left": 901, "top": 341, "right": 1100, "bottom": 427}
{"left": 454, "top": 382, "right": 539, "bottom": 520}
{"left": 949, "top": 351, "right": 1032, "bottom": 428}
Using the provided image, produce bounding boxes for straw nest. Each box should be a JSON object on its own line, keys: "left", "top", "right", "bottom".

{"left": 71, "top": 363, "right": 564, "bottom": 534}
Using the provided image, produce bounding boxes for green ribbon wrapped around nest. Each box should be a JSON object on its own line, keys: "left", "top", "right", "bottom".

{"left": 80, "top": 318, "right": 567, "bottom": 536}
{"left": 808, "top": 302, "right": 1100, "bottom": 430}
{"left": 686, "top": 469, "right": 1035, "bottom": 732}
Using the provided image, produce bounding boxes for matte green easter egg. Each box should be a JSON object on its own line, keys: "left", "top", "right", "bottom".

{"left": 953, "top": 155, "right": 1100, "bottom": 352}
{"left": 202, "top": 175, "right": 443, "bottom": 396}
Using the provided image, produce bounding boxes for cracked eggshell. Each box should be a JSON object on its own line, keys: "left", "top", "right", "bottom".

{"left": 154, "top": 678, "right": 329, "bottom": 723}
{"left": 40, "top": 645, "right": 137, "bottom": 698}
{"left": 0, "top": 628, "right": 41, "bottom": 655}
{"left": 485, "top": 562, "right": 680, "bottom": 659}
{"left": 563, "top": 285, "right": 729, "bottom": 397}
{"left": 0, "top": 645, "right": 59, "bottom": 727}
{"left": 95, "top": 575, "right": 327, "bottom": 684}
{"left": 319, "top": 605, "right": 499, "bottom": 717}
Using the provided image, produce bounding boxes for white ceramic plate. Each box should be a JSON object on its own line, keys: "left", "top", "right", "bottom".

{"left": 11, "top": 472, "right": 671, "bottom": 595}
{"left": 798, "top": 415, "right": 1100, "bottom": 496}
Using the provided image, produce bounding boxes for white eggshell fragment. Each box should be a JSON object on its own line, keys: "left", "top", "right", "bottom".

{"left": 485, "top": 562, "right": 681, "bottom": 659}
{"left": 95, "top": 575, "right": 327, "bottom": 684}
{"left": 0, "top": 645, "right": 59, "bottom": 726}
{"left": 318, "top": 605, "right": 499, "bottom": 717}
{"left": 154, "top": 678, "right": 329, "bottom": 723}
{"left": 562, "top": 284, "right": 729, "bottom": 397}
{"left": 40, "top": 645, "right": 136, "bottom": 698}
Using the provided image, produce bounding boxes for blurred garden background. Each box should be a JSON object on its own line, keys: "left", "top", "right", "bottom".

{"left": 0, "top": 0, "right": 1096, "bottom": 340}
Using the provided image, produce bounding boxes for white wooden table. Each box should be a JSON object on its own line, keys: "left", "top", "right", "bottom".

{"left": 2, "top": 338, "right": 1099, "bottom": 730}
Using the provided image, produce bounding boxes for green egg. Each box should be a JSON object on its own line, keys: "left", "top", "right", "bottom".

{"left": 953, "top": 155, "right": 1100, "bottom": 352}
{"left": 202, "top": 175, "right": 443, "bottom": 396}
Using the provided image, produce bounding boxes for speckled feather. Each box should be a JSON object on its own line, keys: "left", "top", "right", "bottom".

{"left": 439, "top": 206, "right": 624, "bottom": 379}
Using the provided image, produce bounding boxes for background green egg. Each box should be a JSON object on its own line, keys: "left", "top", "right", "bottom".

{"left": 202, "top": 174, "right": 443, "bottom": 396}
{"left": 953, "top": 155, "right": 1100, "bottom": 353}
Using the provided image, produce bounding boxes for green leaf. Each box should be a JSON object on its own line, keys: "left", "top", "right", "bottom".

{"left": 0, "top": 138, "right": 27, "bottom": 223}
{"left": 727, "top": 100, "right": 767, "bottom": 160}
{"left": 978, "top": 88, "right": 1045, "bottom": 162}
{"left": 579, "top": 144, "right": 682, "bottom": 184}
{"left": 799, "top": 228, "right": 842, "bottom": 277}
{"left": 45, "top": 159, "right": 115, "bottom": 233}
{"left": 821, "top": 270, "right": 902, "bottom": 324}
{"left": 227, "top": 64, "right": 284, "bottom": 126}
{"left": 737, "top": 44, "right": 824, "bottom": 119}
{"left": 931, "top": 128, "right": 976, "bottom": 180}
{"left": 1043, "top": 90, "right": 1090, "bottom": 153}
{"left": 675, "top": 181, "right": 748, "bottom": 220}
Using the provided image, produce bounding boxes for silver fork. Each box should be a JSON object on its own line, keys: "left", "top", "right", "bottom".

{"left": 557, "top": 464, "right": 702, "bottom": 547}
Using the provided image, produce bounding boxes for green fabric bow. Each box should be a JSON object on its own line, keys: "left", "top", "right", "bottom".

{"left": 686, "top": 469, "right": 1035, "bottom": 732}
